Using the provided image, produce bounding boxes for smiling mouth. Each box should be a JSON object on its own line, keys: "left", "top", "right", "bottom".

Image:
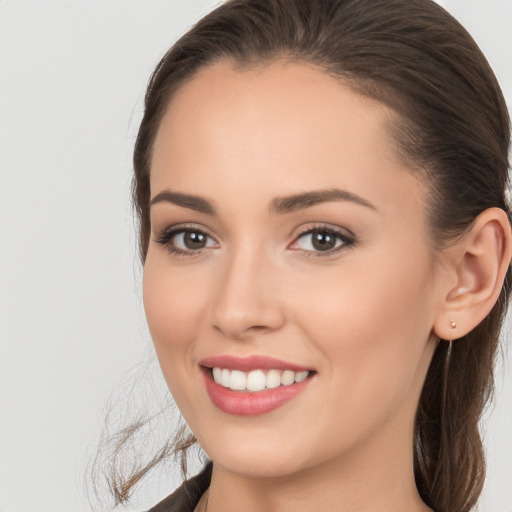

{"left": 210, "top": 367, "right": 311, "bottom": 392}
{"left": 199, "top": 355, "right": 316, "bottom": 415}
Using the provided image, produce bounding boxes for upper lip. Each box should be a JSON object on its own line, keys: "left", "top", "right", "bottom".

{"left": 199, "top": 354, "right": 313, "bottom": 372}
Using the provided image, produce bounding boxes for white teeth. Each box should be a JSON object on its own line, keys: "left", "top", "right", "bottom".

{"left": 221, "top": 368, "right": 230, "bottom": 387}
{"left": 212, "top": 367, "right": 222, "bottom": 383}
{"left": 246, "top": 370, "right": 266, "bottom": 392}
{"left": 230, "top": 370, "right": 247, "bottom": 390}
{"left": 281, "top": 370, "right": 295, "bottom": 386}
{"left": 266, "top": 369, "right": 281, "bottom": 389}
{"left": 295, "top": 370, "right": 309, "bottom": 383}
{"left": 211, "top": 367, "right": 311, "bottom": 392}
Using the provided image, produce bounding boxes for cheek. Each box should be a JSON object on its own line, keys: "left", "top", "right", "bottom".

{"left": 293, "top": 247, "right": 433, "bottom": 339}
{"left": 142, "top": 254, "right": 216, "bottom": 428}
{"left": 142, "top": 253, "right": 208, "bottom": 376}
{"left": 289, "top": 246, "right": 436, "bottom": 424}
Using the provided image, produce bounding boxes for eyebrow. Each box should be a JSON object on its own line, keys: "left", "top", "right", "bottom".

{"left": 150, "top": 187, "right": 377, "bottom": 215}
{"left": 269, "top": 188, "right": 377, "bottom": 215}
{"left": 150, "top": 189, "right": 216, "bottom": 215}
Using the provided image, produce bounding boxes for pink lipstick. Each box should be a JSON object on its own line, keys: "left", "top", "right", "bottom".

{"left": 200, "top": 355, "right": 314, "bottom": 416}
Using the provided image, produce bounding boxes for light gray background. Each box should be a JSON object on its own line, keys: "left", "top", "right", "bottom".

{"left": 1, "top": 1, "right": 511, "bottom": 511}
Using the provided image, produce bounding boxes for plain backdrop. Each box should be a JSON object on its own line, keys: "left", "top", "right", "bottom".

{"left": 1, "top": 1, "right": 511, "bottom": 511}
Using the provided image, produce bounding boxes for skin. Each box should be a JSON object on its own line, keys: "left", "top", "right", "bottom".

{"left": 143, "top": 60, "right": 510, "bottom": 511}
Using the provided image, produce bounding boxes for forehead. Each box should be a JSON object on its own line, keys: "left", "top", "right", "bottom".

{"left": 150, "top": 59, "right": 426, "bottom": 220}
{"left": 152, "top": 59, "right": 397, "bottom": 167}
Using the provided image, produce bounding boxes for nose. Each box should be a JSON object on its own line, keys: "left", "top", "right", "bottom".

{"left": 210, "top": 247, "right": 286, "bottom": 340}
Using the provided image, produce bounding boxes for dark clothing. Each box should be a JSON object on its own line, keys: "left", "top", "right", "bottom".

{"left": 147, "top": 462, "right": 212, "bottom": 512}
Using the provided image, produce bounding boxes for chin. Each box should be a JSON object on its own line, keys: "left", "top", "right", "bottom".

{"left": 208, "top": 448, "right": 308, "bottom": 479}
{"left": 196, "top": 422, "right": 319, "bottom": 479}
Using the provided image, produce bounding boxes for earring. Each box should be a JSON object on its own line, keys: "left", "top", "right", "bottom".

{"left": 450, "top": 319, "right": 457, "bottom": 329}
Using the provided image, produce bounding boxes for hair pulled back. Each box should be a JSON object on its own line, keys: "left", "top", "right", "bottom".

{"left": 118, "top": 1, "right": 512, "bottom": 510}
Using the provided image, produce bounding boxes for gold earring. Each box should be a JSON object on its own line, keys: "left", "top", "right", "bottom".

{"left": 450, "top": 319, "right": 457, "bottom": 329}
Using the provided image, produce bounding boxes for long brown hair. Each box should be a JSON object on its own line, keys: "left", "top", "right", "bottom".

{"left": 99, "top": 1, "right": 512, "bottom": 510}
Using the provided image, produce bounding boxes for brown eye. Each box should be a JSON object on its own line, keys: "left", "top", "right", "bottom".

{"left": 310, "top": 230, "right": 337, "bottom": 251}
{"left": 183, "top": 231, "right": 208, "bottom": 249}
{"left": 290, "top": 226, "right": 355, "bottom": 256}
{"left": 155, "top": 227, "right": 218, "bottom": 256}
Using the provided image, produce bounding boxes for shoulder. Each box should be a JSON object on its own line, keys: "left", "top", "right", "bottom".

{"left": 146, "top": 462, "right": 213, "bottom": 512}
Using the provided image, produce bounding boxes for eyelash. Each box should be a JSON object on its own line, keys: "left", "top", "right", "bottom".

{"left": 292, "top": 224, "right": 356, "bottom": 259}
{"left": 154, "top": 223, "right": 357, "bottom": 259}
{"left": 155, "top": 224, "right": 215, "bottom": 258}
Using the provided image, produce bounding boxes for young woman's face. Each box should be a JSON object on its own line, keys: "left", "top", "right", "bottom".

{"left": 144, "top": 60, "right": 442, "bottom": 478}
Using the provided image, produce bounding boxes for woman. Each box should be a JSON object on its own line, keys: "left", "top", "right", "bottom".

{"left": 110, "top": 0, "right": 512, "bottom": 510}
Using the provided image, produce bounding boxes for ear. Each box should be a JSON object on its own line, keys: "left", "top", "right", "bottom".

{"left": 434, "top": 207, "right": 512, "bottom": 340}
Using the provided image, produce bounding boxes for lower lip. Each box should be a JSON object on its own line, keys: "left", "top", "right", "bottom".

{"left": 202, "top": 368, "right": 313, "bottom": 416}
